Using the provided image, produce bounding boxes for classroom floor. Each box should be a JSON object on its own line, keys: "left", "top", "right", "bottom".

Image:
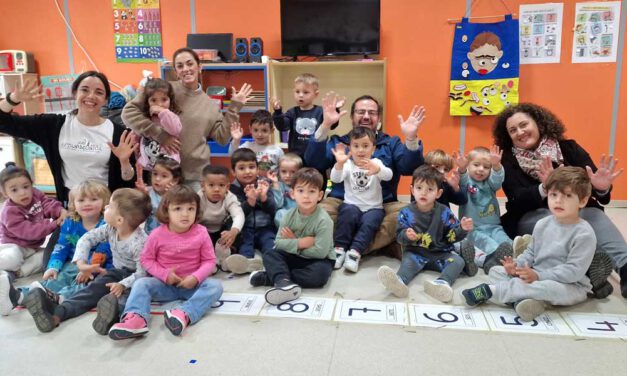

{"left": 1, "top": 206, "right": 626, "bottom": 376}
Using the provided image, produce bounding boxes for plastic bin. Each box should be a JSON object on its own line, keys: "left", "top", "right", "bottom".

{"left": 21, "top": 141, "right": 56, "bottom": 193}
{"left": 208, "top": 137, "right": 253, "bottom": 157}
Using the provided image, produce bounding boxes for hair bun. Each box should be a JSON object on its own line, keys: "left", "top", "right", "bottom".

{"left": 4, "top": 162, "right": 17, "bottom": 170}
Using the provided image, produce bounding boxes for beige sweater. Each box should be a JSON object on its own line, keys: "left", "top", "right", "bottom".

{"left": 122, "top": 81, "right": 243, "bottom": 181}
{"left": 198, "top": 190, "right": 245, "bottom": 233}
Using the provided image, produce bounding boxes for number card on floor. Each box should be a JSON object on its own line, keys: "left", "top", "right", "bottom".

{"left": 562, "top": 312, "right": 627, "bottom": 339}
{"left": 334, "top": 300, "right": 408, "bottom": 326}
{"left": 260, "top": 297, "right": 336, "bottom": 321}
{"left": 210, "top": 293, "right": 265, "bottom": 316}
{"left": 409, "top": 304, "right": 490, "bottom": 331}
{"left": 483, "top": 308, "right": 572, "bottom": 336}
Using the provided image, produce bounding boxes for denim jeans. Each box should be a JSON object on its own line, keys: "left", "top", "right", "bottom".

{"left": 122, "top": 277, "right": 223, "bottom": 324}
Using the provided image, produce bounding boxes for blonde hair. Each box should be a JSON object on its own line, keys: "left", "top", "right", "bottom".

{"left": 424, "top": 150, "right": 453, "bottom": 171}
{"left": 279, "top": 153, "right": 303, "bottom": 170}
{"left": 294, "top": 73, "right": 319, "bottom": 90}
{"left": 68, "top": 180, "right": 111, "bottom": 221}
{"left": 468, "top": 146, "right": 490, "bottom": 161}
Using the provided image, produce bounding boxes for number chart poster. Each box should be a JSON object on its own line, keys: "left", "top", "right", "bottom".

{"left": 572, "top": 1, "right": 622, "bottom": 63}
{"left": 519, "top": 3, "right": 564, "bottom": 64}
{"left": 112, "top": 0, "right": 163, "bottom": 62}
{"left": 449, "top": 15, "right": 519, "bottom": 116}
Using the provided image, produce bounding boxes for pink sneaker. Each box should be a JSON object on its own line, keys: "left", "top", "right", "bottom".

{"left": 108, "top": 313, "right": 148, "bottom": 340}
{"left": 164, "top": 309, "right": 189, "bottom": 336}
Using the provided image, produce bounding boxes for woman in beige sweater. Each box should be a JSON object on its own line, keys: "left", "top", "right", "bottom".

{"left": 122, "top": 48, "right": 253, "bottom": 191}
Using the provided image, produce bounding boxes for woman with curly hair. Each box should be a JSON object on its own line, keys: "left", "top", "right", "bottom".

{"left": 493, "top": 103, "right": 626, "bottom": 298}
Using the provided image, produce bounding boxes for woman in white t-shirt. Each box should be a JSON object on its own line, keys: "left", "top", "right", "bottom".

{"left": 0, "top": 71, "right": 137, "bottom": 204}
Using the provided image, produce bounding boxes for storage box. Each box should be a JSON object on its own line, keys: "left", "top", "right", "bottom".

{"left": 21, "top": 141, "right": 56, "bottom": 193}
{"left": 208, "top": 137, "right": 253, "bottom": 157}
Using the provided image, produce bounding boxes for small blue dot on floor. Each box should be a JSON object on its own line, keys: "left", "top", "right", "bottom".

{"left": 189, "top": 359, "right": 197, "bottom": 364}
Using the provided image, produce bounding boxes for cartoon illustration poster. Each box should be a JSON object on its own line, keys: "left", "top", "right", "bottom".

{"left": 572, "top": 1, "right": 622, "bottom": 63}
{"left": 519, "top": 3, "right": 564, "bottom": 64}
{"left": 449, "top": 15, "right": 519, "bottom": 116}
{"left": 112, "top": 0, "right": 163, "bottom": 62}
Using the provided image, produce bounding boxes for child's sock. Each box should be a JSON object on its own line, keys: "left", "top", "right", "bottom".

{"left": 474, "top": 252, "right": 486, "bottom": 268}
{"left": 462, "top": 283, "right": 493, "bottom": 306}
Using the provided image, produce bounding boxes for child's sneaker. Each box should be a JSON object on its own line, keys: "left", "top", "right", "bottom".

{"left": 424, "top": 279, "right": 453, "bottom": 303}
{"left": 459, "top": 239, "right": 478, "bottom": 277}
{"left": 462, "top": 283, "right": 493, "bottom": 306}
{"left": 109, "top": 313, "right": 149, "bottom": 340}
{"left": 514, "top": 299, "right": 545, "bottom": 322}
{"left": 334, "top": 247, "right": 346, "bottom": 269}
{"left": 214, "top": 243, "right": 231, "bottom": 267}
{"left": 483, "top": 242, "right": 513, "bottom": 275}
{"left": 513, "top": 234, "right": 532, "bottom": 258}
{"left": 93, "top": 294, "right": 119, "bottom": 335}
{"left": 343, "top": 249, "right": 361, "bottom": 273}
{"left": 265, "top": 279, "right": 301, "bottom": 305}
{"left": 29, "top": 281, "right": 61, "bottom": 305}
{"left": 587, "top": 251, "right": 615, "bottom": 299}
{"left": 23, "top": 288, "right": 58, "bottom": 333}
{"left": 164, "top": 309, "right": 190, "bottom": 336}
{"left": 0, "top": 271, "right": 22, "bottom": 316}
{"left": 249, "top": 270, "right": 272, "bottom": 287}
{"left": 224, "top": 254, "right": 264, "bottom": 275}
{"left": 377, "top": 266, "right": 408, "bottom": 298}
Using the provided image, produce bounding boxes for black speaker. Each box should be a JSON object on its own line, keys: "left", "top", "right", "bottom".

{"left": 249, "top": 37, "right": 263, "bottom": 63}
{"left": 235, "top": 38, "right": 248, "bottom": 63}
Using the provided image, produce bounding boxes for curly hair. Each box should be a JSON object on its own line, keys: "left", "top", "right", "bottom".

{"left": 493, "top": 103, "right": 566, "bottom": 150}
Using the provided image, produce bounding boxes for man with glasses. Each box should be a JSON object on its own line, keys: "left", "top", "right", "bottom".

{"left": 305, "top": 93, "right": 426, "bottom": 259}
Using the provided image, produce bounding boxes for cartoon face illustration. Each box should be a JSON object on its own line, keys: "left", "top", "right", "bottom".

{"left": 295, "top": 117, "right": 317, "bottom": 137}
{"left": 143, "top": 139, "right": 161, "bottom": 163}
{"left": 353, "top": 170, "right": 370, "bottom": 189}
{"left": 466, "top": 32, "right": 504, "bottom": 75}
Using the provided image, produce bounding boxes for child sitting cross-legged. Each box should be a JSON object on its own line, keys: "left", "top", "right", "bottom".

{"left": 378, "top": 165, "right": 474, "bottom": 302}
{"left": 249, "top": 168, "right": 335, "bottom": 305}
{"left": 462, "top": 166, "right": 598, "bottom": 322}
{"left": 108, "top": 185, "right": 223, "bottom": 339}
{"left": 198, "top": 165, "right": 244, "bottom": 270}
{"left": 222, "top": 148, "right": 276, "bottom": 274}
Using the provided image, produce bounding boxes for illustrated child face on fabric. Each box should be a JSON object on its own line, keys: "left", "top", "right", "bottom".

{"left": 292, "top": 181, "right": 324, "bottom": 215}
{"left": 411, "top": 179, "right": 443, "bottom": 212}
{"left": 349, "top": 134, "right": 375, "bottom": 162}
{"left": 251, "top": 122, "right": 272, "bottom": 146}
{"left": 74, "top": 194, "right": 105, "bottom": 222}
{"left": 278, "top": 160, "right": 300, "bottom": 185}
{"left": 293, "top": 82, "right": 318, "bottom": 110}
{"left": 548, "top": 187, "right": 587, "bottom": 225}
{"left": 467, "top": 32, "right": 504, "bottom": 75}
{"left": 168, "top": 201, "right": 197, "bottom": 233}
{"left": 2, "top": 176, "right": 33, "bottom": 207}
{"left": 467, "top": 152, "right": 492, "bottom": 182}
{"left": 202, "top": 173, "right": 230, "bottom": 203}
{"left": 147, "top": 89, "right": 171, "bottom": 113}
{"left": 151, "top": 164, "right": 179, "bottom": 195}
{"left": 234, "top": 160, "right": 259, "bottom": 186}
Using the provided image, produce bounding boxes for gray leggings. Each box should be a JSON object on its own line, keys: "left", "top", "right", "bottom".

{"left": 397, "top": 250, "right": 464, "bottom": 286}
{"left": 489, "top": 266, "right": 588, "bottom": 306}
{"left": 518, "top": 207, "right": 627, "bottom": 268}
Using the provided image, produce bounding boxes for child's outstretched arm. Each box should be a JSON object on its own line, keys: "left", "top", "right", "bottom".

{"left": 45, "top": 218, "right": 75, "bottom": 274}
{"left": 1, "top": 206, "right": 58, "bottom": 242}
{"left": 157, "top": 109, "right": 182, "bottom": 137}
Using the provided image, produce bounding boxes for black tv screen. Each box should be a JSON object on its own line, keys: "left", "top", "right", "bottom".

{"left": 281, "top": 0, "right": 380, "bottom": 57}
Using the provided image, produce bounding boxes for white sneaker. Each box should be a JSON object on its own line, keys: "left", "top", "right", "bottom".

{"left": 343, "top": 249, "right": 361, "bottom": 273}
{"left": 334, "top": 247, "right": 346, "bottom": 269}
{"left": 377, "top": 266, "right": 408, "bottom": 298}
{"left": 223, "top": 254, "right": 263, "bottom": 275}
{"left": 513, "top": 234, "right": 532, "bottom": 259}
{"left": 515, "top": 299, "right": 545, "bottom": 322}
{"left": 423, "top": 279, "right": 453, "bottom": 303}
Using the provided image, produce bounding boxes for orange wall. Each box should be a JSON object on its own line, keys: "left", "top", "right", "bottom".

{"left": 0, "top": 0, "right": 625, "bottom": 198}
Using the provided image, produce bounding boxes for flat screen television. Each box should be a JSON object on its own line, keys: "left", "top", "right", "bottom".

{"left": 281, "top": 0, "right": 380, "bottom": 57}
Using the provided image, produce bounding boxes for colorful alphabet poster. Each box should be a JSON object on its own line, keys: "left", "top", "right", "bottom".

{"left": 519, "top": 3, "right": 564, "bottom": 64}
{"left": 112, "top": 0, "right": 163, "bottom": 62}
{"left": 572, "top": 1, "right": 622, "bottom": 63}
{"left": 449, "top": 15, "right": 519, "bottom": 116}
